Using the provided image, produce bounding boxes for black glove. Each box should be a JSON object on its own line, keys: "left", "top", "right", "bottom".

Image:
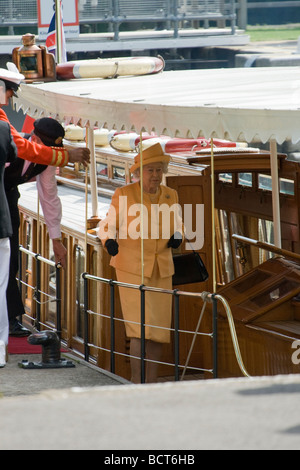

{"left": 105, "top": 239, "right": 119, "bottom": 256}
{"left": 167, "top": 232, "right": 182, "bottom": 249}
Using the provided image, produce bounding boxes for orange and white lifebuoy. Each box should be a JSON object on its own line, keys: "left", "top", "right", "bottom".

{"left": 109, "top": 132, "right": 165, "bottom": 151}
{"left": 56, "top": 56, "right": 165, "bottom": 80}
{"left": 110, "top": 133, "right": 248, "bottom": 152}
{"left": 64, "top": 125, "right": 118, "bottom": 146}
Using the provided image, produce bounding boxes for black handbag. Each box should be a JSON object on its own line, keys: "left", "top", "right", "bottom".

{"left": 172, "top": 248, "right": 209, "bottom": 286}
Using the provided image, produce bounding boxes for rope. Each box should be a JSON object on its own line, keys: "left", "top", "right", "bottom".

{"left": 180, "top": 291, "right": 250, "bottom": 379}
{"left": 215, "top": 294, "right": 250, "bottom": 378}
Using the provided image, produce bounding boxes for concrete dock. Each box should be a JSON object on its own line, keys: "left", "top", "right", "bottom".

{"left": 1, "top": 352, "right": 300, "bottom": 450}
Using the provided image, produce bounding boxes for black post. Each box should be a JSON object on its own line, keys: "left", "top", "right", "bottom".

{"left": 212, "top": 294, "right": 218, "bottom": 378}
{"left": 140, "top": 284, "right": 145, "bottom": 384}
{"left": 110, "top": 280, "right": 115, "bottom": 374}
{"left": 18, "top": 245, "right": 23, "bottom": 324}
{"left": 56, "top": 264, "right": 62, "bottom": 339}
{"left": 35, "top": 254, "right": 41, "bottom": 331}
{"left": 83, "top": 273, "right": 89, "bottom": 362}
{"left": 174, "top": 289, "right": 180, "bottom": 381}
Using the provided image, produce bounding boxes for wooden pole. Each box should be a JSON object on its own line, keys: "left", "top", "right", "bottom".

{"left": 211, "top": 138, "right": 216, "bottom": 292}
{"left": 270, "top": 138, "right": 281, "bottom": 248}
{"left": 140, "top": 131, "right": 144, "bottom": 284}
{"left": 87, "top": 127, "right": 98, "bottom": 218}
{"left": 232, "top": 234, "right": 300, "bottom": 261}
{"left": 84, "top": 128, "right": 89, "bottom": 272}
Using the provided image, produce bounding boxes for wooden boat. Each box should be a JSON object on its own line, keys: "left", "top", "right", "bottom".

{"left": 13, "top": 66, "right": 300, "bottom": 382}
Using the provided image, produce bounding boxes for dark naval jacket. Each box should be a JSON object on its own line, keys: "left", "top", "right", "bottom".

{"left": 0, "top": 120, "right": 17, "bottom": 238}
{"left": 4, "top": 153, "right": 47, "bottom": 230}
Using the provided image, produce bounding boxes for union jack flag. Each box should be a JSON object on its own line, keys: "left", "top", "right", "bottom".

{"left": 45, "top": 1, "right": 67, "bottom": 63}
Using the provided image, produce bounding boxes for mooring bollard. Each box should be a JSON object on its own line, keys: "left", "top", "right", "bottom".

{"left": 19, "top": 330, "right": 75, "bottom": 369}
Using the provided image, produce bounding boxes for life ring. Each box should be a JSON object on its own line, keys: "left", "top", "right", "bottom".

{"left": 110, "top": 133, "right": 248, "bottom": 152}
{"left": 64, "top": 125, "right": 117, "bottom": 146}
{"left": 56, "top": 56, "right": 165, "bottom": 80}
{"left": 109, "top": 132, "right": 165, "bottom": 151}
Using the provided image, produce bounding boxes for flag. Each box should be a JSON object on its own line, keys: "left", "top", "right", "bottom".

{"left": 45, "top": 1, "right": 67, "bottom": 64}
{"left": 21, "top": 115, "right": 35, "bottom": 134}
{"left": 45, "top": 13, "right": 56, "bottom": 56}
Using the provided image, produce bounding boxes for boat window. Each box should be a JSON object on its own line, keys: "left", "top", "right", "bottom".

{"left": 89, "top": 250, "right": 99, "bottom": 348}
{"left": 21, "top": 219, "right": 33, "bottom": 312}
{"left": 112, "top": 165, "right": 126, "bottom": 181}
{"left": 46, "top": 242, "right": 57, "bottom": 327}
{"left": 216, "top": 210, "right": 235, "bottom": 283}
{"left": 279, "top": 177, "right": 294, "bottom": 195}
{"left": 259, "top": 174, "right": 294, "bottom": 195}
{"left": 258, "top": 174, "right": 272, "bottom": 191}
{"left": 258, "top": 218, "right": 274, "bottom": 263}
{"left": 216, "top": 209, "right": 276, "bottom": 285}
{"left": 218, "top": 173, "right": 232, "bottom": 184}
{"left": 96, "top": 162, "right": 108, "bottom": 178}
{"left": 238, "top": 173, "right": 252, "bottom": 187}
{"left": 75, "top": 245, "right": 85, "bottom": 339}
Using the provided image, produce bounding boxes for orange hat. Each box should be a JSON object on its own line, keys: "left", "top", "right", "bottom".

{"left": 130, "top": 142, "right": 170, "bottom": 173}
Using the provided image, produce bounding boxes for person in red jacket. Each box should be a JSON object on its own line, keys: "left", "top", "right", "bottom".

{"left": 0, "top": 67, "right": 90, "bottom": 168}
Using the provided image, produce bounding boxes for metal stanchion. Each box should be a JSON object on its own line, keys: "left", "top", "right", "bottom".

{"left": 174, "top": 289, "right": 180, "bottom": 381}
{"left": 140, "top": 284, "right": 146, "bottom": 384}
{"left": 110, "top": 280, "right": 116, "bottom": 374}
{"left": 212, "top": 294, "right": 218, "bottom": 379}
{"left": 83, "top": 272, "right": 89, "bottom": 362}
{"left": 35, "top": 253, "right": 41, "bottom": 331}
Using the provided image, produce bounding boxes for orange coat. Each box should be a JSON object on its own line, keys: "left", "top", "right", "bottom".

{"left": 0, "top": 109, "right": 69, "bottom": 167}
{"left": 99, "top": 182, "right": 183, "bottom": 279}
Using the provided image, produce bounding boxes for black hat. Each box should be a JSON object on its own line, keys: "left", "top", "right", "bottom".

{"left": 2, "top": 79, "right": 19, "bottom": 92}
{"left": 33, "top": 118, "right": 65, "bottom": 147}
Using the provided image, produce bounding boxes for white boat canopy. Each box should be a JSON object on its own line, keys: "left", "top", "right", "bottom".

{"left": 14, "top": 66, "right": 300, "bottom": 145}
{"left": 14, "top": 65, "right": 300, "bottom": 250}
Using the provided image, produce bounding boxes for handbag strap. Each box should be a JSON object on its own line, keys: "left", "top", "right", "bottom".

{"left": 185, "top": 237, "right": 198, "bottom": 255}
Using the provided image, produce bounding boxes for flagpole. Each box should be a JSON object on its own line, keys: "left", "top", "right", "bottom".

{"left": 55, "top": 0, "right": 63, "bottom": 64}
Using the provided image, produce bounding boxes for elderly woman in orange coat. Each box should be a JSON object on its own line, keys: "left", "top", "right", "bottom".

{"left": 99, "top": 143, "right": 183, "bottom": 383}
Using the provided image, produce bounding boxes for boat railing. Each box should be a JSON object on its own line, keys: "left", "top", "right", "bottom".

{"left": 18, "top": 245, "right": 63, "bottom": 337}
{"left": 16, "top": 243, "right": 250, "bottom": 382}
{"left": 232, "top": 234, "right": 300, "bottom": 262}
{"left": 82, "top": 273, "right": 250, "bottom": 382}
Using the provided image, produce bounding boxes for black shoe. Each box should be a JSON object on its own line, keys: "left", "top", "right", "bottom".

{"left": 9, "top": 320, "right": 31, "bottom": 337}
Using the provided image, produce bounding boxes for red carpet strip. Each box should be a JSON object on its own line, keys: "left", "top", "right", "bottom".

{"left": 8, "top": 336, "right": 42, "bottom": 354}
{"left": 8, "top": 336, "right": 67, "bottom": 354}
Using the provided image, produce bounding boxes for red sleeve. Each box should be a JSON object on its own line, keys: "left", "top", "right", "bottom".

{"left": 0, "top": 109, "right": 69, "bottom": 167}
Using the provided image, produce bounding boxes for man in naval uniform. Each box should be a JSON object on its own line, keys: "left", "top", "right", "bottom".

{"left": 0, "top": 116, "right": 17, "bottom": 366}
{"left": 5, "top": 118, "right": 68, "bottom": 336}
{"left": 0, "top": 65, "right": 90, "bottom": 168}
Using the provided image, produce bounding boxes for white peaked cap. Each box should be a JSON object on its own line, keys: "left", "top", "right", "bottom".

{"left": 0, "top": 63, "right": 25, "bottom": 86}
